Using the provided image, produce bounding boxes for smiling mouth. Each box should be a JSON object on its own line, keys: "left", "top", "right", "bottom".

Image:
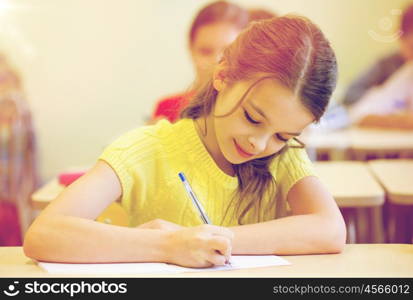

{"left": 234, "top": 140, "right": 254, "bottom": 158}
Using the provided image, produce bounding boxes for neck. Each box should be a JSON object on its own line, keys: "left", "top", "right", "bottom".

{"left": 195, "top": 116, "right": 235, "bottom": 177}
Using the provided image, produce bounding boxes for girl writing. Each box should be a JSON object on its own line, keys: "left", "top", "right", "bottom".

{"left": 24, "top": 16, "right": 346, "bottom": 268}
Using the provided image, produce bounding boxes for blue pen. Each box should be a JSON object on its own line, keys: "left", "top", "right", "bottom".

{"left": 178, "top": 172, "right": 211, "bottom": 224}
{"left": 178, "top": 172, "right": 233, "bottom": 266}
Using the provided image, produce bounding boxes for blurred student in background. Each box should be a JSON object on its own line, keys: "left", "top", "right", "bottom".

{"left": 150, "top": 1, "right": 249, "bottom": 124}
{"left": 342, "top": 3, "right": 413, "bottom": 129}
{"left": 0, "top": 54, "right": 39, "bottom": 246}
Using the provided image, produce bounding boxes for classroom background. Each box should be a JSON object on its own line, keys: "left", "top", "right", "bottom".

{"left": 1, "top": 0, "right": 413, "bottom": 245}
{"left": 2, "top": 0, "right": 409, "bottom": 181}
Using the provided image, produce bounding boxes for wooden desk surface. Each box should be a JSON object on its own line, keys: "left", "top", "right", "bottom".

{"left": 1, "top": 244, "right": 412, "bottom": 278}
{"left": 304, "top": 128, "right": 413, "bottom": 152}
{"left": 31, "top": 179, "right": 63, "bottom": 210}
{"left": 349, "top": 129, "right": 413, "bottom": 151}
{"left": 368, "top": 159, "right": 413, "bottom": 205}
{"left": 313, "top": 161, "right": 384, "bottom": 207}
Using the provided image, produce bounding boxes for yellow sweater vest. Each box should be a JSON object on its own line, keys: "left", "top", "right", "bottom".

{"left": 99, "top": 118, "right": 315, "bottom": 227}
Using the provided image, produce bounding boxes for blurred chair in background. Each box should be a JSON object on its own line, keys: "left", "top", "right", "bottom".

{"left": 0, "top": 54, "right": 39, "bottom": 246}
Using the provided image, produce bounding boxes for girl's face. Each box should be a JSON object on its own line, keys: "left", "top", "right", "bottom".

{"left": 212, "top": 77, "right": 315, "bottom": 165}
{"left": 190, "top": 22, "right": 241, "bottom": 87}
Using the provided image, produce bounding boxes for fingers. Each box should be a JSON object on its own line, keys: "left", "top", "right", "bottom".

{"left": 196, "top": 225, "right": 233, "bottom": 264}
{"left": 165, "top": 225, "right": 234, "bottom": 268}
{"left": 208, "top": 236, "right": 232, "bottom": 260}
{"left": 206, "top": 251, "right": 227, "bottom": 266}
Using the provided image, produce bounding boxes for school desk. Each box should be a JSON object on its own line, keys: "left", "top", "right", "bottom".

{"left": 304, "top": 128, "right": 413, "bottom": 161}
{"left": 313, "top": 161, "right": 385, "bottom": 243}
{"left": 368, "top": 159, "right": 413, "bottom": 243}
{"left": 1, "top": 244, "right": 412, "bottom": 277}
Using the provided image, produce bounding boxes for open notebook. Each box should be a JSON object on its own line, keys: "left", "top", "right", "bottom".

{"left": 38, "top": 255, "right": 290, "bottom": 275}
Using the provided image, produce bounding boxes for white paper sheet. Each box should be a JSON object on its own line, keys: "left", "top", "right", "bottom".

{"left": 38, "top": 262, "right": 182, "bottom": 275}
{"left": 174, "top": 255, "right": 291, "bottom": 273}
{"left": 38, "top": 255, "right": 290, "bottom": 275}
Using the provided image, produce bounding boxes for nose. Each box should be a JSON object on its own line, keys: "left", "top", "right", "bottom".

{"left": 247, "top": 135, "right": 269, "bottom": 154}
{"left": 248, "top": 134, "right": 286, "bottom": 154}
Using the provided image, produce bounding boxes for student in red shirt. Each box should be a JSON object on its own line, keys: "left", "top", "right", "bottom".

{"left": 150, "top": 1, "right": 249, "bottom": 123}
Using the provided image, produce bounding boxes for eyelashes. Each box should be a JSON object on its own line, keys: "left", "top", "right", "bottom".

{"left": 275, "top": 133, "right": 289, "bottom": 142}
{"left": 243, "top": 109, "right": 290, "bottom": 143}
{"left": 243, "top": 109, "right": 260, "bottom": 124}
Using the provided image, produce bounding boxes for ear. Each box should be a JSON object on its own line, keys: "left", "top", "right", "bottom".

{"left": 212, "top": 61, "right": 228, "bottom": 92}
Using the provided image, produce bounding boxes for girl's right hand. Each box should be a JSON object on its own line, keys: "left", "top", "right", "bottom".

{"left": 164, "top": 224, "right": 234, "bottom": 268}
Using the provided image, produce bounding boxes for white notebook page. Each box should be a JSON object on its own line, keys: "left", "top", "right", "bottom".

{"left": 38, "top": 255, "right": 290, "bottom": 275}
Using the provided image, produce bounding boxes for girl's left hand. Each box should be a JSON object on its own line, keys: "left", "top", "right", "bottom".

{"left": 137, "top": 219, "right": 184, "bottom": 231}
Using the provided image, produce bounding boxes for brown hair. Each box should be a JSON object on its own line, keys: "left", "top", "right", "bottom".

{"left": 189, "top": 1, "right": 249, "bottom": 45}
{"left": 182, "top": 16, "right": 337, "bottom": 224}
